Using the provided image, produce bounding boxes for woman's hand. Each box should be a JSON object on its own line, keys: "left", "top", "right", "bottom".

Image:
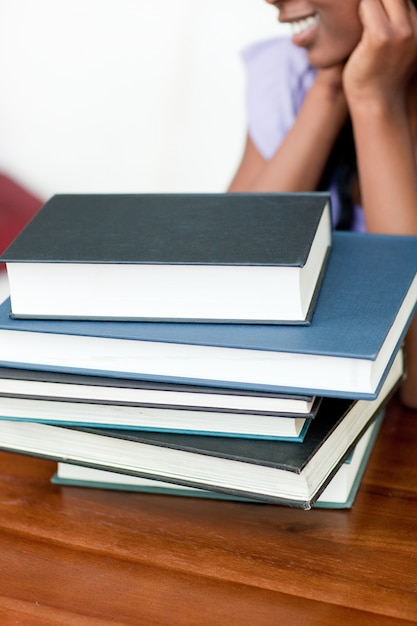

{"left": 343, "top": 0, "right": 417, "bottom": 109}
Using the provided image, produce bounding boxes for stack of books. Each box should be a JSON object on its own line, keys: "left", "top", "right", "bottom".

{"left": 0, "top": 192, "right": 416, "bottom": 509}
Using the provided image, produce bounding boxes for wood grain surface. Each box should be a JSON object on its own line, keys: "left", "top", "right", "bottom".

{"left": 0, "top": 395, "right": 416, "bottom": 625}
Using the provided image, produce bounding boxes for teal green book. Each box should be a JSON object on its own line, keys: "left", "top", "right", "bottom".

{"left": 0, "top": 394, "right": 312, "bottom": 441}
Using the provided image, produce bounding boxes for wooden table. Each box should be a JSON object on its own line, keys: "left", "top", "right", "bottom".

{"left": 0, "top": 396, "right": 416, "bottom": 625}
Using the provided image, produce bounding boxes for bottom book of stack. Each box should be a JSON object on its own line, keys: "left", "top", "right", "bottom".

{"left": 0, "top": 350, "right": 402, "bottom": 509}
{"left": 51, "top": 410, "right": 384, "bottom": 509}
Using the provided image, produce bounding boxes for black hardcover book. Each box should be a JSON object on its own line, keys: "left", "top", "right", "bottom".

{"left": 0, "top": 192, "right": 331, "bottom": 323}
{"left": 51, "top": 412, "right": 384, "bottom": 509}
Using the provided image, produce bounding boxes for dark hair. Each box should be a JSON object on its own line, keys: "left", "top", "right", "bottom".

{"left": 318, "top": 118, "right": 357, "bottom": 230}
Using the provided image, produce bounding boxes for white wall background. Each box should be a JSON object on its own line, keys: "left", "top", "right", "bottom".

{"left": 0, "top": 1, "right": 288, "bottom": 200}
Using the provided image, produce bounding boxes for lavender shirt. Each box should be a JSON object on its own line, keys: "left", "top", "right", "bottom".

{"left": 242, "top": 37, "right": 365, "bottom": 232}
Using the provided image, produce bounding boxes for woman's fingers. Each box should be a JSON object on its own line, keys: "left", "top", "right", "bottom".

{"left": 344, "top": 0, "right": 417, "bottom": 101}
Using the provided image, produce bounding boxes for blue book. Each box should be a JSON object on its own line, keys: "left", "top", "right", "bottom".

{"left": 0, "top": 232, "right": 415, "bottom": 399}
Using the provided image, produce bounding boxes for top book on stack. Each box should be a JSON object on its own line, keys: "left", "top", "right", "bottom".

{"left": 0, "top": 193, "right": 331, "bottom": 324}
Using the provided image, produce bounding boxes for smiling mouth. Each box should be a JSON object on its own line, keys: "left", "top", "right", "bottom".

{"left": 289, "top": 14, "right": 319, "bottom": 36}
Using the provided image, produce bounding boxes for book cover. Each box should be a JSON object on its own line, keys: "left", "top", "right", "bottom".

{"left": 0, "top": 351, "right": 402, "bottom": 508}
{"left": 0, "top": 233, "right": 415, "bottom": 398}
{"left": 51, "top": 410, "right": 384, "bottom": 509}
{"left": 1, "top": 192, "right": 331, "bottom": 323}
{"left": 316, "top": 411, "right": 384, "bottom": 509}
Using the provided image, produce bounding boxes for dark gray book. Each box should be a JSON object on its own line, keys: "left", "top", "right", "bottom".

{"left": 0, "top": 366, "right": 321, "bottom": 440}
{"left": 51, "top": 412, "right": 385, "bottom": 509}
{"left": 1, "top": 192, "right": 331, "bottom": 323}
{"left": 0, "top": 367, "right": 318, "bottom": 416}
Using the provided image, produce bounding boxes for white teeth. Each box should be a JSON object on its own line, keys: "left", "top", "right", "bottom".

{"left": 291, "top": 15, "right": 318, "bottom": 35}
